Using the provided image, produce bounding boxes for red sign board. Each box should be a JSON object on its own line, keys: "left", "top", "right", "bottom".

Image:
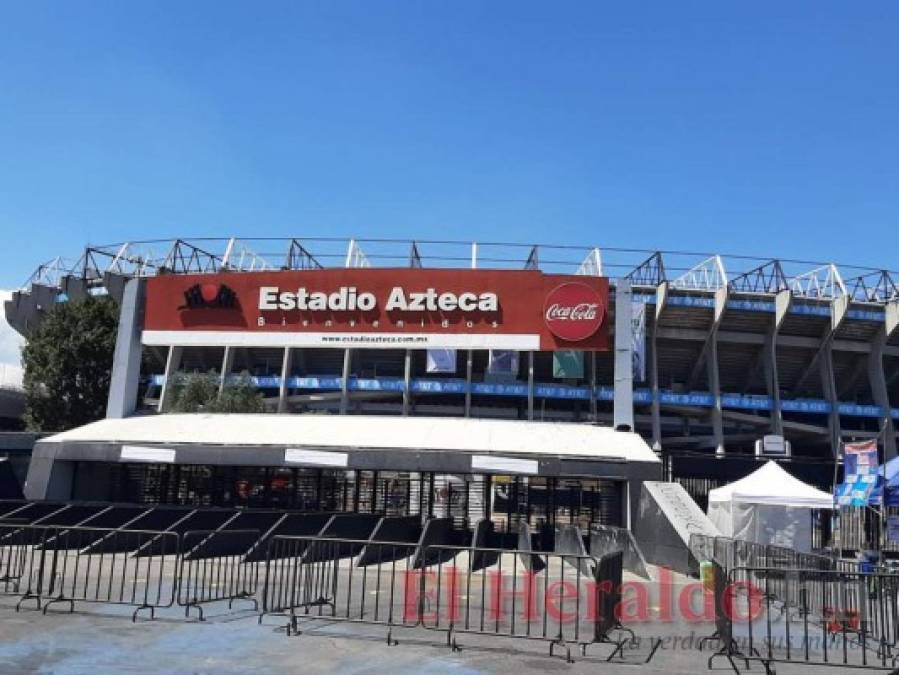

{"left": 543, "top": 282, "right": 605, "bottom": 342}
{"left": 143, "top": 269, "right": 609, "bottom": 351}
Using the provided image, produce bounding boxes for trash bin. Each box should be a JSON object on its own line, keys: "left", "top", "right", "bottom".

{"left": 700, "top": 559, "right": 716, "bottom": 592}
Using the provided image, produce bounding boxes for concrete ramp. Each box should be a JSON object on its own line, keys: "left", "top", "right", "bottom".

{"left": 303, "top": 514, "right": 383, "bottom": 561}
{"left": 412, "top": 518, "right": 457, "bottom": 569}
{"left": 469, "top": 519, "right": 500, "bottom": 572}
{"left": 589, "top": 525, "right": 651, "bottom": 580}
{"left": 554, "top": 524, "right": 594, "bottom": 577}
{"left": 633, "top": 481, "right": 720, "bottom": 576}
{"left": 0, "top": 458, "right": 22, "bottom": 499}
{"left": 357, "top": 516, "right": 421, "bottom": 567}
{"left": 516, "top": 521, "right": 546, "bottom": 573}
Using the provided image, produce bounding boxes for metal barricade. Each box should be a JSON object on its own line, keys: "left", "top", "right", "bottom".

{"left": 698, "top": 561, "right": 742, "bottom": 663}
{"left": 710, "top": 565, "right": 899, "bottom": 672}
{"left": 417, "top": 544, "right": 648, "bottom": 663}
{"left": 260, "top": 535, "right": 658, "bottom": 663}
{"left": 735, "top": 539, "right": 767, "bottom": 569}
{"left": 0, "top": 519, "right": 33, "bottom": 593}
{"left": 689, "top": 532, "right": 717, "bottom": 566}
{"left": 0, "top": 523, "right": 180, "bottom": 620}
{"left": 690, "top": 533, "right": 839, "bottom": 579}
{"left": 177, "top": 529, "right": 261, "bottom": 620}
{"left": 261, "top": 535, "right": 420, "bottom": 645}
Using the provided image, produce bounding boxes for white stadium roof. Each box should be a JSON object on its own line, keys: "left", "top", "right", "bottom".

{"left": 42, "top": 414, "right": 660, "bottom": 464}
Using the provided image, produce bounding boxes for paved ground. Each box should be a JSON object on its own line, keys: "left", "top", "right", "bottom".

{"left": 0, "top": 549, "right": 894, "bottom": 674}
{"left": 1, "top": 596, "right": 887, "bottom": 674}
{"left": 0, "top": 603, "right": 680, "bottom": 674}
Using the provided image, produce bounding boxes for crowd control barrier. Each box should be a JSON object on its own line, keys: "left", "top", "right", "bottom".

{"left": 417, "top": 544, "right": 641, "bottom": 662}
{"left": 0, "top": 523, "right": 178, "bottom": 620}
{"left": 177, "top": 529, "right": 261, "bottom": 620}
{"left": 261, "top": 536, "right": 421, "bottom": 644}
{"left": 260, "top": 535, "right": 659, "bottom": 664}
{"left": 707, "top": 563, "right": 899, "bottom": 673}
{"left": 690, "top": 533, "right": 854, "bottom": 578}
{"left": 0, "top": 523, "right": 268, "bottom": 621}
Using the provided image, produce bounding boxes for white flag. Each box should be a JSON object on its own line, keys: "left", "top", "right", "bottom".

{"left": 426, "top": 349, "right": 457, "bottom": 374}
{"left": 487, "top": 350, "right": 519, "bottom": 375}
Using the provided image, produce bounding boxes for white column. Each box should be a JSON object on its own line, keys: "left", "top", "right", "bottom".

{"left": 278, "top": 347, "right": 293, "bottom": 413}
{"left": 219, "top": 346, "right": 234, "bottom": 394}
{"left": 613, "top": 280, "right": 634, "bottom": 431}
{"left": 403, "top": 349, "right": 412, "bottom": 416}
{"left": 465, "top": 349, "right": 473, "bottom": 417}
{"left": 340, "top": 348, "right": 352, "bottom": 414}
{"left": 527, "top": 351, "right": 535, "bottom": 421}
{"left": 158, "top": 345, "right": 183, "bottom": 412}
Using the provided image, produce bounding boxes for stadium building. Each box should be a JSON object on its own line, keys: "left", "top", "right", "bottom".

{"left": 5, "top": 238, "right": 899, "bottom": 536}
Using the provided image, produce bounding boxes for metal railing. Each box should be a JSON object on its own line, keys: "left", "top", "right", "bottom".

{"left": 261, "top": 536, "right": 424, "bottom": 644}
{"left": 177, "top": 529, "right": 261, "bottom": 620}
{"left": 689, "top": 533, "right": 847, "bottom": 577}
{"left": 260, "top": 535, "right": 659, "bottom": 664}
{"left": 0, "top": 523, "right": 267, "bottom": 621}
{"left": 0, "top": 523, "right": 178, "bottom": 620}
{"left": 417, "top": 544, "right": 639, "bottom": 662}
{"left": 15, "top": 237, "right": 899, "bottom": 305}
{"left": 710, "top": 564, "right": 899, "bottom": 672}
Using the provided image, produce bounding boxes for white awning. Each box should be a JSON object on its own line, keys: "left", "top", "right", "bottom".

{"left": 707, "top": 460, "right": 833, "bottom": 509}
{"left": 41, "top": 413, "right": 660, "bottom": 464}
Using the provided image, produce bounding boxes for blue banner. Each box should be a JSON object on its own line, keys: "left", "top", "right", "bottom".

{"left": 836, "top": 440, "right": 880, "bottom": 507}
{"left": 146, "top": 373, "right": 899, "bottom": 418}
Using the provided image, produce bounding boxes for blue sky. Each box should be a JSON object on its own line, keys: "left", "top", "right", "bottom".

{"left": 1, "top": 1, "right": 898, "bottom": 290}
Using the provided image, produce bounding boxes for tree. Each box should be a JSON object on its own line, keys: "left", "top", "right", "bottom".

{"left": 165, "top": 370, "right": 265, "bottom": 413}
{"left": 163, "top": 371, "right": 219, "bottom": 413}
{"left": 22, "top": 296, "right": 119, "bottom": 432}
{"left": 207, "top": 372, "right": 266, "bottom": 413}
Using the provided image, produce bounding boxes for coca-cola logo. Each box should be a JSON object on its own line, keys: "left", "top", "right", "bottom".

{"left": 543, "top": 282, "right": 604, "bottom": 341}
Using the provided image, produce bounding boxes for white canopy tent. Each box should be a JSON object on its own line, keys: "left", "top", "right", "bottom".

{"left": 707, "top": 461, "right": 833, "bottom": 552}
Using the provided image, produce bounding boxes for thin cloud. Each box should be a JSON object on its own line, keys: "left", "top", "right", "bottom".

{"left": 0, "top": 291, "right": 25, "bottom": 388}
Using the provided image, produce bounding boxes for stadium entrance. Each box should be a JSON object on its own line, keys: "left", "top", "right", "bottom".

{"left": 17, "top": 244, "right": 675, "bottom": 538}
{"left": 73, "top": 462, "right": 626, "bottom": 531}
{"left": 26, "top": 413, "right": 658, "bottom": 533}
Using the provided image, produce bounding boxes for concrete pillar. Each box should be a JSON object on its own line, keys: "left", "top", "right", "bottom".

{"left": 402, "top": 349, "right": 412, "bottom": 416}
{"left": 650, "top": 282, "right": 668, "bottom": 450}
{"left": 763, "top": 334, "right": 781, "bottom": 436}
{"left": 527, "top": 351, "right": 535, "bottom": 421}
{"left": 340, "top": 348, "right": 352, "bottom": 415}
{"left": 812, "top": 297, "right": 850, "bottom": 458}
{"left": 106, "top": 278, "right": 146, "bottom": 418}
{"left": 277, "top": 348, "right": 293, "bottom": 413}
{"left": 768, "top": 289, "right": 793, "bottom": 436}
{"left": 886, "top": 300, "right": 899, "bottom": 343}
{"left": 158, "top": 345, "right": 183, "bottom": 412}
{"left": 709, "top": 338, "right": 724, "bottom": 456}
{"left": 820, "top": 341, "right": 841, "bottom": 457}
{"left": 870, "top": 331, "right": 898, "bottom": 460}
{"left": 464, "top": 349, "right": 473, "bottom": 417}
{"left": 218, "top": 346, "right": 235, "bottom": 394}
{"left": 23, "top": 445, "right": 75, "bottom": 500}
{"left": 709, "top": 287, "right": 727, "bottom": 456}
{"left": 614, "top": 280, "right": 634, "bottom": 431}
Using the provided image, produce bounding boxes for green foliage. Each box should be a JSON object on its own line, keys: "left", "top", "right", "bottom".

{"left": 22, "top": 296, "right": 119, "bottom": 432}
{"left": 165, "top": 370, "right": 265, "bottom": 414}
{"left": 208, "top": 372, "right": 266, "bottom": 413}
{"left": 164, "top": 371, "right": 219, "bottom": 413}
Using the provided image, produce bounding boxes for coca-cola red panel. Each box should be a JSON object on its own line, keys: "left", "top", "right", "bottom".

{"left": 143, "top": 269, "right": 609, "bottom": 351}
{"left": 543, "top": 282, "right": 605, "bottom": 342}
